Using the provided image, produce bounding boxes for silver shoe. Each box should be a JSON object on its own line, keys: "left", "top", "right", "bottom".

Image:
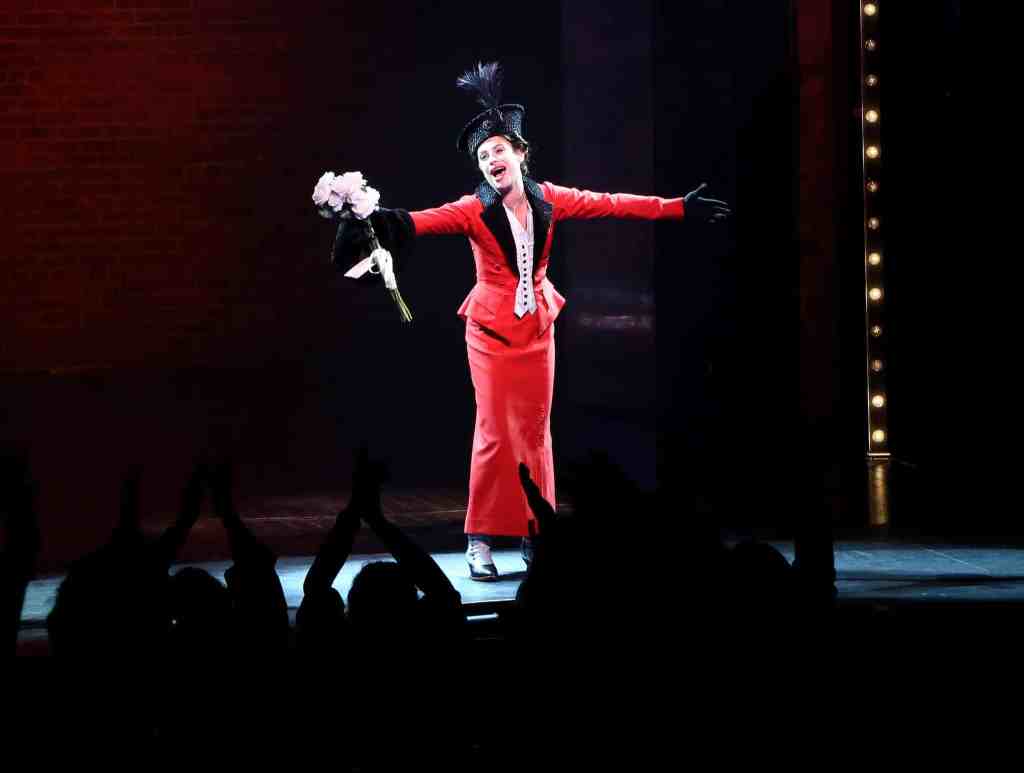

{"left": 466, "top": 538, "right": 499, "bottom": 581}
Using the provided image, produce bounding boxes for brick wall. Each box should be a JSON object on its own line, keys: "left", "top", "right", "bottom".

{"left": 0, "top": 1, "right": 375, "bottom": 373}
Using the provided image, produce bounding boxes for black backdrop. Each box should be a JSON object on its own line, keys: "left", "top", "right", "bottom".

{"left": 330, "top": 0, "right": 798, "bottom": 512}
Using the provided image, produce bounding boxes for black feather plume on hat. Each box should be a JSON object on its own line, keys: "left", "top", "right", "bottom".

{"left": 456, "top": 61, "right": 503, "bottom": 109}
{"left": 454, "top": 61, "right": 526, "bottom": 156}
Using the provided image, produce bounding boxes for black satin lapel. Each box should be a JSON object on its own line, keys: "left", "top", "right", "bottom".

{"left": 479, "top": 203, "right": 521, "bottom": 279}
{"left": 525, "top": 183, "right": 553, "bottom": 271}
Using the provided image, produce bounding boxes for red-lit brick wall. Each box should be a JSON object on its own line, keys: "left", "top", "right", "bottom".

{"left": 0, "top": 1, "right": 373, "bottom": 373}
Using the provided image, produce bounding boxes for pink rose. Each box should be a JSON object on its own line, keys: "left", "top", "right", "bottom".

{"left": 312, "top": 171, "right": 335, "bottom": 206}
{"left": 330, "top": 171, "right": 365, "bottom": 201}
{"left": 327, "top": 190, "right": 346, "bottom": 212}
{"left": 349, "top": 185, "right": 380, "bottom": 219}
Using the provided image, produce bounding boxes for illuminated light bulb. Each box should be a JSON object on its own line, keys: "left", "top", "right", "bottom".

{"left": 865, "top": 39, "right": 877, "bottom": 51}
{"left": 864, "top": 4, "right": 878, "bottom": 17}
{"left": 868, "top": 252, "right": 882, "bottom": 266}
{"left": 872, "top": 394, "right": 885, "bottom": 408}
{"left": 869, "top": 288, "right": 883, "bottom": 301}
{"left": 866, "top": 145, "right": 880, "bottom": 159}
{"left": 865, "top": 109, "right": 879, "bottom": 123}
{"left": 871, "top": 325, "right": 882, "bottom": 337}
{"left": 871, "top": 359, "right": 884, "bottom": 372}
{"left": 867, "top": 180, "right": 879, "bottom": 193}
{"left": 868, "top": 217, "right": 880, "bottom": 230}
{"left": 872, "top": 429, "right": 886, "bottom": 443}
{"left": 866, "top": 74, "right": 878, "bottom": 87}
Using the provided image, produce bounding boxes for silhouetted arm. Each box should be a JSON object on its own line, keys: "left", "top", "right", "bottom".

{"left": 208, "top": 462, "right": 289, "bottom": 646}
{"left": 111, "top": 468, "right": 145, "bottom": 551}
{"left": 208, "top": 462, "right": 277, "bottom": 569}
{"left": 354, "top": 449, "right": 460, "bottom": 609}
{"left": 518, "top": 462, "right": 556, "bottom": 533}
{"left": 363, "top": 508, "right": 462, "bottom": 608}
{"left": 303, "top": 500, "right": 360, "bottom": 598}
{"left": 295, "top": 475, "right": 360, "bottom": 652}
{"left": 150, "top": 464, "right": 205, "bottom": 570}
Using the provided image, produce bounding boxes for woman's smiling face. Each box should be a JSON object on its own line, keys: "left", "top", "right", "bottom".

{"left": 477, "top": 135, "right": 525, "bottom": 194}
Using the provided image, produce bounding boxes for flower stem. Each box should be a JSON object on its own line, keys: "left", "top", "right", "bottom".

{"left": 366, "top": 218, "right": 413, "bottom": 323}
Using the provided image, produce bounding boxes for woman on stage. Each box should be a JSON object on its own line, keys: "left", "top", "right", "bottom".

{"left": 330, "top": 62, "right": 730, "bottom": 580}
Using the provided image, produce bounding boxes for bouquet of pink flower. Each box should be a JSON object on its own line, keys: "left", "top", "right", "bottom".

{"left": 312, "top": 171, "right": 412, "bottom": 323}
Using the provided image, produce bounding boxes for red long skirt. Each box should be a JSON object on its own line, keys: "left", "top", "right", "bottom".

{"left": 463, "top": 318, "right": 556, "bottom": 537}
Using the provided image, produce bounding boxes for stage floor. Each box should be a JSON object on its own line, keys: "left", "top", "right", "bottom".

{"left": 19, "top": 538, "right": 1024, "bottom": 632}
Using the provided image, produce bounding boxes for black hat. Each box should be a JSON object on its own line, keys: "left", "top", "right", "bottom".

{"left": 455, "top": 62, "right": 526, "bottom": 157}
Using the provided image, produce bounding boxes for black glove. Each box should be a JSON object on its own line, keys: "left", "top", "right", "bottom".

{"left": 330, "top": 207, "right": 416, "bottom": 283}
{"left": 683, "top": 183, "right": 731, "bottom": 223}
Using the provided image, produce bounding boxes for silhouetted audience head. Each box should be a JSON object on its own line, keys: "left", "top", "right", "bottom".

{"left": 47, "top": 545, "right": 170, "bottom": 657}
{"left": 167, "top": 566, "right": 232, "bottom": 651}
{"left": 296, "top": 587, "right": 349, "bottom": 652}
{"left": 725, "top": 540, "right": 796, "bottom": 631}
{"left": 346, "top": 560, "right": 418, "bottom": 635}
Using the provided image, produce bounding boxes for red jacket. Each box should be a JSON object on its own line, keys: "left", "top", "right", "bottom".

{"left": 407, "top": 178, "right": 684, "bottom": 342}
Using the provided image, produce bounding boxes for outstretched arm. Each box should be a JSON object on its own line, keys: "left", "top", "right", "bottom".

{"left": 332, "top": 207, "right": 417, "bottom": 277}
{"left": 406, "top": 196, "right": 475, "bottom": 236}
{"left": 332, "top": 196, "right": 475, "bottom": 278}
{"left": 544, "top": 181, "right": 730, "bottom": 223}
{"left": 545, "top": 182, "right": 682, "bottom": 221}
